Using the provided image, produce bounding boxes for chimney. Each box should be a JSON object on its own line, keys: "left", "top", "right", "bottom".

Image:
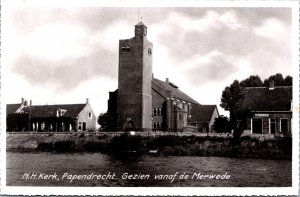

{"left": 269, "top": 80, "right": 275, "bottom": 90}
{"left": 166, "top": 78, "right": 169, "bottom": 83}
{"left": 86, "top": 98, "right": 90, "bottom": 104}
{"left": 30, "top": 100, "right": 32, "bottom": 106}
{"left": 21, "top": 97, "right": 25, "bottom": 104}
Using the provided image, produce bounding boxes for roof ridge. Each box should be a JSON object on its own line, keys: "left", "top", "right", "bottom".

{"left": 152, "top": 77, "right": 200, "bottom": 104}
{"left": 30, "top": 103, "right": 86, "bottom": 107}
{"left": 245, "top": 86, "right": 292, "bottom": 89}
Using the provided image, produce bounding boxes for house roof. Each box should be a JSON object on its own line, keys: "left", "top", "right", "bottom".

{"left": 6, "top": 103, "right": 22, "bottom": 115}
{"left": 237, "top": 86, "right": 292, "bottom": 111}
{"left": 24, "top": 104, "right": 86, "bottom": 118}
{"left": 190, "top": 104, "right": 217, "bottom": 123}
{"left": 152, "top": 78, "right": 200, "bottom": 104}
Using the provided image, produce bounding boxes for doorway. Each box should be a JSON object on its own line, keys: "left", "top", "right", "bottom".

{"left": 252, "top": 118, "right": 262, "bottom": 134}
{"left": 83, "top": 122, "right": 86, "bottom": 131}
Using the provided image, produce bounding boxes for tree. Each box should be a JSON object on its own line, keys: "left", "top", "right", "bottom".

{"left": 97, "top": 113, "right": 114, "bottom": 131}
{"left": 283, "top": 75, "right": 292, "bottom": 86}
{"left": 240, "top": 75, "right": 263, "bottom": 87}
{"left": 263, "top": 73, "right": 284, "bottom": 86}
{"left": 212, "top": 115, "right": 232, "bottom": 133}
{"left": 220, "top": 80, "right": 244, "bottom": 143}
{"left": 220, "top": 80, "right": 243, "bottom": 112}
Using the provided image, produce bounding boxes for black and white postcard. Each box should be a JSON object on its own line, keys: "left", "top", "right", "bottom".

{"left": 1, "top": 0, "right": 299, "bottom": 196}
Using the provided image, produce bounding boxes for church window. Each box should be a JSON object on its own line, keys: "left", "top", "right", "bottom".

{"left": 158, "top": 123, "right": 161, "bottom": 129}
{"left": 88, "top": 112, "right": 92, "bottom": 119}
{"left": 148, "top": 48, "right": 152, "bottom": 56}
{"left": 153, "top": 108, "right": 162, "bottom": 116}
{"left": 153, "top": 122, "right": 161, "bottom": 129}
{"left": 121, "top": 46, "right": 130, "bottom": 53}
{"left": 173, "top": 102, "right": 177, "bottom": 110}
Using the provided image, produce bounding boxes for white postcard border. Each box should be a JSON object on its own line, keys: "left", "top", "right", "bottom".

{"left": 1, "top": 0, "right": 299, "bottom": 196}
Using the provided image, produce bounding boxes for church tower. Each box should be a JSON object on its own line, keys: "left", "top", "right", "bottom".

{"left": 117, "top": 21, "right": 153, "bottom": 131}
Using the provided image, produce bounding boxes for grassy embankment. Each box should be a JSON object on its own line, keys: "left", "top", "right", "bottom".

{"left": 6, "top": 132, "right": 292, "bottom": 160}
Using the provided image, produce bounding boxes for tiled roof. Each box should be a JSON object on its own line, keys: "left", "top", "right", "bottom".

{"left": 237, "top": 86, "right": 292, "bottom": 111}
{"left": 24, "top": 104, "right": 86, "bottom": 118}
{"left": 152, "top": 78, "right": 200, "bottom": 104}
{"left": 6, "top": 104, "right": 22, "bottom": 115}
{"left": 190, "top": 104, "right": 217, "bottom": 123}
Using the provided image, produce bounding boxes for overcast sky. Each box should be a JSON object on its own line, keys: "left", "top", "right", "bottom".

{"left": 3, "top": 5, "right": 293, "bottom": 117}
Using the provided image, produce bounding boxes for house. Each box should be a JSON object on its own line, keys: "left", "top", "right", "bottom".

{"left": 106, "top": 21, "right": 219, "bottom": 132}
{"left": 189, "top": 105, "right": 219, "bottom": 132}
{"left": 235, "top": 85, "right": 292, "bottom": 135}
{"left": 6, "top": 98, "right": 31, "bottom": 131}
{"left": 6, "top": 98, "right": 96, "bottom": 132}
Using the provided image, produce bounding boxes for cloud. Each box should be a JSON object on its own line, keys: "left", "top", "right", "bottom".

{"left": 10, "top": 48, "right": 118, "bottom": 91}
{"left": 150, "top": 10, "right": 252, "bottom": 65}
{"left": 254, "top": 17, "right": 290, "bottom": 40}
{"left": 89, "top": 19, "right": 133, "bottom": 53}
{"left": 4, "top": 73, "right": 117, "bottom": 116}
{"left": 7, "top": 17, "right": 136, "bottom": 91}
{"left": 3, "top": 7, "right": 293, "bottom": 117}
{"left": 244, "top": 50, "right": 292, "bottom": 78}
{"left": 168, "top": 10, "right": 247, "bottom": 33}
{"left": 23, "top": 23, "right": 91, "bottom": 60}
{"left": 183, "top": 51, "right": 252, "bottom": 86}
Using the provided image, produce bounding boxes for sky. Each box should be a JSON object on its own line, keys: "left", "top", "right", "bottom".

{"left": 2, "top": 4, "right": 293, "bottom": 118}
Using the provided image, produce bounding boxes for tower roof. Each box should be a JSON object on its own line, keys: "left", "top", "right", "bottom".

{"left": 136, "top": 21, "right": 145, "bottom": 26}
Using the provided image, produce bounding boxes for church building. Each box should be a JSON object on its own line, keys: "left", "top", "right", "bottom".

{"left": 107, "top": 21, "right": 219, "bottom": 132}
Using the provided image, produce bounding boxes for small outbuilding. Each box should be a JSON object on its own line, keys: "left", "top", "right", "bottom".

{"left": 189, "top": 105, "right": 219, "bottom": 132}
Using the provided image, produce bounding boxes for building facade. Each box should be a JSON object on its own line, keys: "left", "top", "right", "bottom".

{"left": 107, "top": 22, "right": 218, "bottom": 132}
{"left": 6, "top": 98, "right": 96, "bottom": 132}
{"left": 236, "top": 86, "right": 292, "bottom": 135}
{"left": 117, "top": 21, "right": 153, "bottom": 131}
{"left": 189, "top": 105, "right": 219, "bottom": 132}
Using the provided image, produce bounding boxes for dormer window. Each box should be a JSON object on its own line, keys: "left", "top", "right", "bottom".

{"left": 57, "top": 108, "right": 67, "bottom": 117}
